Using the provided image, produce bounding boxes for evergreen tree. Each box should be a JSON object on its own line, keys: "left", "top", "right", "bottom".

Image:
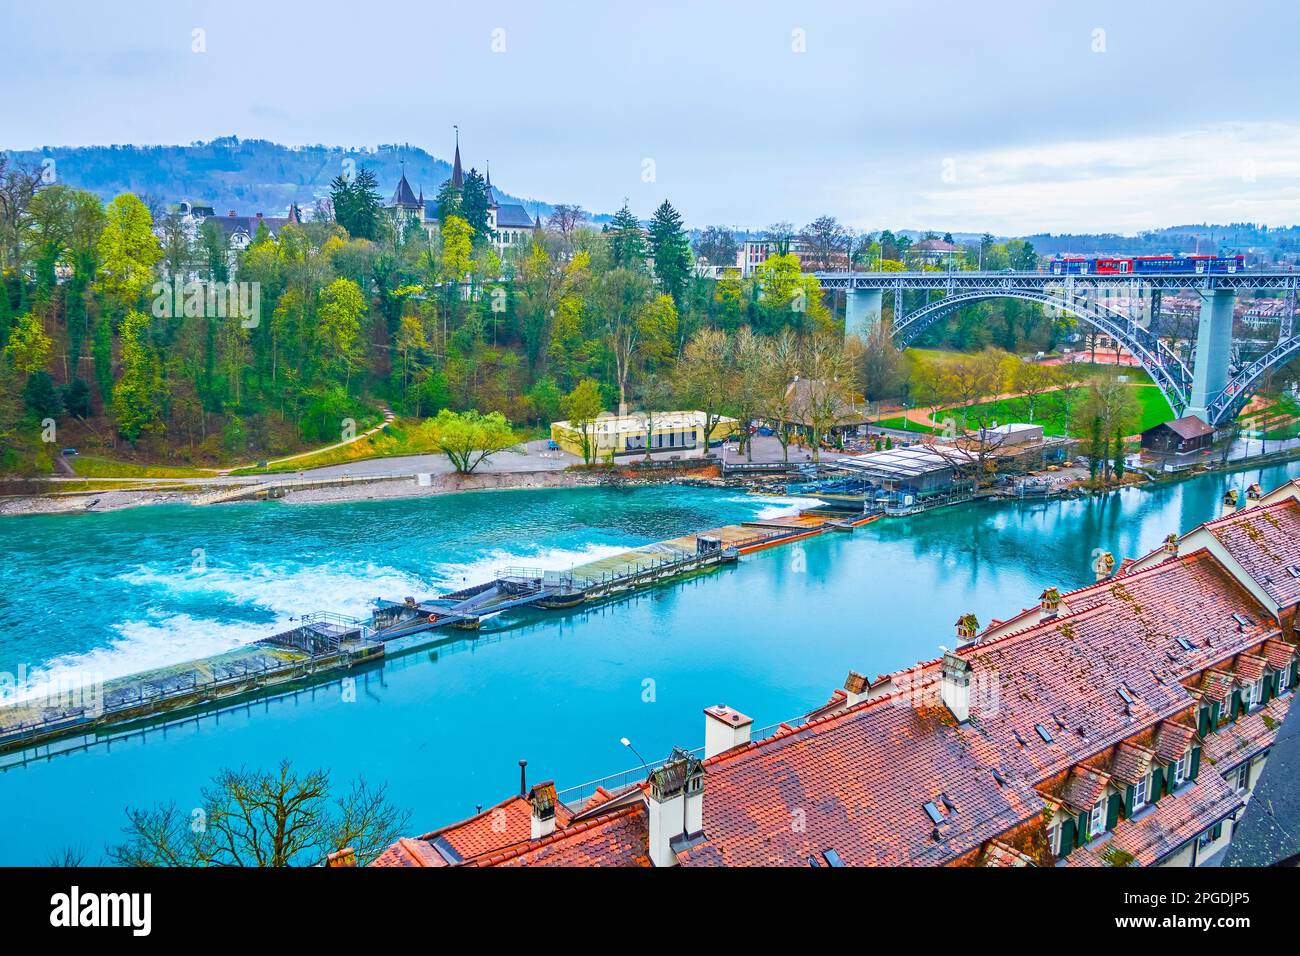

{"left": 647, "top": 200, "right": 692, "bottom": 308}
{"left": 607, "top": 203, "right": 646, "bottom": 271}
{"left": 459, "top": 169, "right": 493, "bottom": 240}
{"left": 63, "top": 377, "right": 92, "bottom": 418}
{"left": 23, "top": 370, "right": 61, "bottom": 418}
{"left": 433, "top": 180, "right": 461, "bottom": 225}
{"left": 330, "top": 167, "right": 384, "bottom": 241}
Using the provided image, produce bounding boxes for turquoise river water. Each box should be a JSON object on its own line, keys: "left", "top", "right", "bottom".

{"left": 1, "top": 462, "right": 1299, "bottom": 864}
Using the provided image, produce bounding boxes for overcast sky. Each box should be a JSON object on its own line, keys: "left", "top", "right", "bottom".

{"left": 3, "top": 0, "right": 1298, "bottom": 234}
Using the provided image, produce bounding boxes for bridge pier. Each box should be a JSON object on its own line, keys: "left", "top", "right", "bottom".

{"left": 845, "top": 288, "right": 883, "bottom": 338}
{"left": 1186, "top": 288, "right": 1236, "bottom": 423}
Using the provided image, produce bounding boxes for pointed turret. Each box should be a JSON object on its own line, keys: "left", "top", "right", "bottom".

{"left": 389, "top": 161, "right": 420, "bottom": 209}
{"left": 451, "top": 128, "right": 464, "bottom": 190}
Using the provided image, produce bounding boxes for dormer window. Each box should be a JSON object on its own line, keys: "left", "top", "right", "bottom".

{"left": 1246, "top": 677, "right": 1265, "bottom": 709}
{"left": 1133, "top": 772, "right": 1151, "bottom": 811}
{"left": 1171, "top": 750, "right": 1192, "bottom": 788}
{"left": 1046, "top": 818, "right": 1062, "bottom": 855}
{"left": 1088, "top": 798, "right": 1107, "bottom": 839}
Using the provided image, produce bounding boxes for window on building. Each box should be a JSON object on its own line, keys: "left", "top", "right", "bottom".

{"left": 1171, "top": 751, "right": 1192, "bottom": 788}
{"left": 1133, "top": 773, "right": 1150, "bottom": 811}
{"left": 1247, "top": 678, "right": 1265, "bottom": 709}
{"left": 1229, "top": 764, "right": 1248, "bottom": 793}
{"left": 1046, "top": 819, "right": 1061, "bottom": 856}
{"left": 1089, "top": 799, "right": 1106, "bottom": 839}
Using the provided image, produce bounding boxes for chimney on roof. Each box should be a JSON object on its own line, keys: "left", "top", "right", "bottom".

{"left": 1040, "top": 587, "right": 1062, "bottom": 617}
{"left": 955, "top": 613, "right": 980, "bottom": 646}
{"left": 1222, "top": 488, "right": 1240, "bottom": 518}
{"left": 940, "top": 651, "right": 972, "bottom": 724}
{"left": 528, "top": 781, "right": 558, "bottom": 840}
{"left": 646, "top": 748, "right": 704, "bottom": 867}
{"left": 256, "top": 211, "right": 263, "bottom": 219}
{"left": 1162, "top": 533, "right": 1180, "bottom": 557}
{"left": 1093, "top": 550, "right": 1115, "bottom": 582}
{"left": 325, "top": 846, "right": 356, "bottom": 868}
{"left": 1245, "top": 483, "right": 1263, "bottom": 507}
{"left": 844, "top": 670, "right": 870, "bottom": 706}
{"left": 704, "top": 704, "right": 753, "bottom": 758}
{"left": 518, "top": 759, "right": 527, "bottom": 797}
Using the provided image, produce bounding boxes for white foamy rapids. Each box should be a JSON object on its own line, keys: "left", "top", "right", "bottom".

{"left": 118, "top": 561, "right": 433, "bottom": 620}
{"left": 723, "top": 495, "right": 829, "bottom": 521}
{"left": 4, "top": 614, "right": 272, "bottom": 703}
{"left": 428, "top": 543, "right": 633, "bottom": 590}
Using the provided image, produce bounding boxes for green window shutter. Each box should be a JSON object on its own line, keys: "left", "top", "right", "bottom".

{"left": 1262, "top": 673, "right": 1274, "bottom": 704}
{"left": 1106, "top": 793, "right": 1121, "bottom": 831}
{"left": 1198, "top": 707, "right": 1209, "bottom": 736}
{"left": 1124, "top": 784, "right": 1135, "bottom": 819}
{"left": 1210, "top": 701, "right": 1221, "bottom": 730}
{"left": 1228, "top": 690, "right": 1240, "bottom": 721}
{"left": 1190, "top": 745, "right": 1202, "bottom": 781}
{"left": 1150, "top": 766, "right": 1164, "bottom": 803}
{"left": 1059, "top": 818, "right": 1076, "bottom": 858}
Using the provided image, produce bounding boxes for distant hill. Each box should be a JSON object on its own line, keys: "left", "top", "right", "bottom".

{"left": 2, "top": 136, "right": 555, "bottom": 219}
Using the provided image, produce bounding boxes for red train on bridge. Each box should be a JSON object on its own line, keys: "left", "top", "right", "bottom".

{"left": 1050, "top": 254, "right": 1244, "bottom": 276}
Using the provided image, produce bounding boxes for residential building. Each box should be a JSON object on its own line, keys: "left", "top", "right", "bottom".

{"left": 549, "top": 411, "right": 737, "bottom": 460}
{"left": 1142, "top": 416, "right": 1216, "bottom": 457}
{"left": 364, "top": 477, "right": 1300, "bottom": 868}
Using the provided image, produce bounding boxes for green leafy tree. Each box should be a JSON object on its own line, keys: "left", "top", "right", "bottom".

{"left": 317, "top": 277, "right": 367, "bottom": 391}
{"left": 562, "top": 377, "right": 604, "bottom": 464}
{"left": 4, "top": 312, "right": 52, "bottom": 374}
{"left": 428, "top": 408, "right": 518, "bottom": 473}
{"left": 112, "top": 309, "right": 164, "bottom": 443}
{"left": 95, "top": 193, "right": 161, "bottom": 311}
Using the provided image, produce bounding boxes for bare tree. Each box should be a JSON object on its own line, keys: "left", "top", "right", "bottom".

{"left": 547, "top": 204, "right": 588, "bottom": 239}
{"left": 761, "top": 329, "right": 802, "bottom": 462}
{"left": 674, "top": 328, "right": 730, "bottom": 458}
{"left": 799, "top": 215, "right": 850, "bottom": 272}
{"left": 109, "top": 761, "right": 409, "bottom": 867}
{"left": 799, "top": 333, "right": 860, "bottom": 462}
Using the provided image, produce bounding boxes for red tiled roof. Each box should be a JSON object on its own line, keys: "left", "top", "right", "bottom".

{"left": 472, "top": 805, "right": 651, "bottom": 867}
{"left": 1263, "top": 639, "right": 1298, "bottom": 672}
{"left": 1068, "top": 770, "right": 1243, "bottom": 867}
{"left": 371, "top": 837, "right": 448, "bottom": 868}
{"left": 983, "top": 840, "right": 1035, "bottom": 867}
{"left": 372, "top": 793, "right": 576, "bottom": 866}
{"left": 1205, "top": 499, "right": 1300, "bottom": 610}
{"left": 1109, "top": 743, "right": 1154, "bottom": 788}
{"left": 1059, "top": 767, "right": 1111, "bottom": 814}
{"left": 1202, "top": 695, "right": 1290, "bottom": 772}
{"left": 1153, "top": 721, "right": 1196, "bottom": 764}
{"left": 1199, "top": 669, "right": 1235, "bottom": 705}
{"left": 676, "top": 695, "right": 1043, "bottom": 867}
{"left": 1236, "top": 654, "right": 1268, "bottom": 684}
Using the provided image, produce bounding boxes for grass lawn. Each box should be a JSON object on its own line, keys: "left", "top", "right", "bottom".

{"left": 69, "top": 456, "right": 217, "bottom": 479}
{"left": 873, "top": 415, "right": 942, "bottom": 435}
{"left": 935, "top": 383, "right": 1175, "bottom": 438}
{"left": 228, "top": 419, "right": 448, "bottom": 476}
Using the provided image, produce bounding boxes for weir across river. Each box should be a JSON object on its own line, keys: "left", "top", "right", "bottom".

{"left": 0, "top": 497, "right": 880, "bottom": 757}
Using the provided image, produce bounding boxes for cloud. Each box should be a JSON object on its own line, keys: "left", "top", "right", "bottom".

{"left": 868, "top": 123, "right": 1300, "bottom": 234}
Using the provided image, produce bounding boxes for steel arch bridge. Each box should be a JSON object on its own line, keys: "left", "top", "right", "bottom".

{"left": 815, "top": 270, "right": 1300, "bottom": 426}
